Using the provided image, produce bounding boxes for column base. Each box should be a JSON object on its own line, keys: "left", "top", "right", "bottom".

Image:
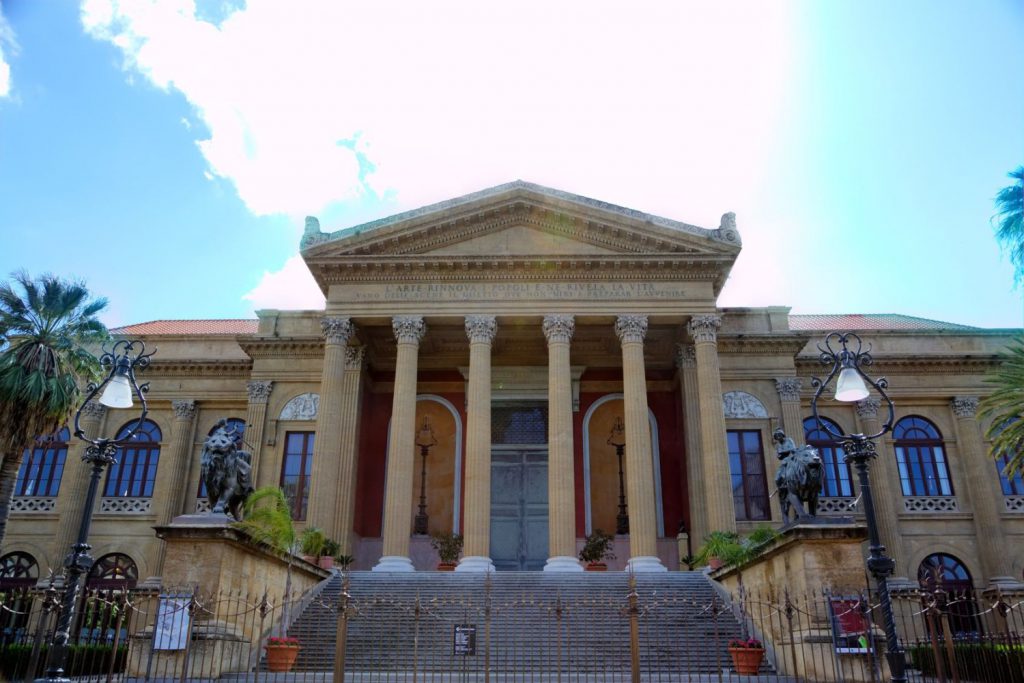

{"left": 454, "top": 556, "right": 495, "bottom": 572}
{"left": 987, "top": 576, "right": 1024, "bottom": 592}
{"left": 543, "top": 556, "right": 584, "bottom": 572}
{"left": 626, "top": 556, "right": 668, "bottom": 573}
{"left": 372, "top": 556, "right": 415, "bottom": 572}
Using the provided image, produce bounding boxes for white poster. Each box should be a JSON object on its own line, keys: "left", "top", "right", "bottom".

{"left": 153, "top": 594, "right": 192, "bottom": 651}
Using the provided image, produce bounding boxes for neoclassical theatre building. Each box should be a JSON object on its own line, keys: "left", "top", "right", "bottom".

{"left": 3, "top": 182, "right": 1022, "bottom": 590}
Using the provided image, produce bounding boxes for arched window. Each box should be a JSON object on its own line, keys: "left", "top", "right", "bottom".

{"left": 893, "top": 417, "right": 953, "bottom": 496}
{"left": 86, "top": 553, "right": 138, "bottom": 590}
{"left": 0, "top": 552, "right": 38, "bottom": 636}
{"left": 16, "top": 427, "right": 70, "bottom": 496}
{"left": 918, "top": 553, "right": 979, "bottom": 636}
{"left": 105, "top": 420, "right": 162, "bottom": 498}
{"left": 804, "top": 417, "right": 854, "bottom": 498}
{"left": 997, "top": 454, "right": 1024, "bottom": 495}
{"left": 198, "top": 419, "right": 246, "bottom": 498}
{"left": 0, "top": 552, "right": 38, "bottom": 589}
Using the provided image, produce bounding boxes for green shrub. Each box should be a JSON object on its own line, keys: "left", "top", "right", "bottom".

{"left": 907, "top": 641, "right": 1024, "bottom": 683}
{"left": 0, "top": 642, "right": 127, "bottom": 679}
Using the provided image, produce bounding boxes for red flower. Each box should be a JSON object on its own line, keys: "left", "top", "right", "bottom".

{"left": 266, "top": 636, "right": 300, "bottom": 648}
{"left": 728, "top": 637, "right": 763, "bottom": 649}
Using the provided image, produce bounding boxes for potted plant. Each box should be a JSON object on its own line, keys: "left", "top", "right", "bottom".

{"left": 430, "top": 531, "right": 463, "bottom": 570}
{"left": 579, "top": 529, "right": 615, "bottom": 571}
{"left": 334, "top": 554, "right": 355, "bottom": 572}
{"left": 319, "top": 539, "right": 341, "bottom": 569}
{"left": 299, "top": 526, "right": 327, "bottom": 565}
{"left": 728, "top": 637, "right": 765, "bottom": 675}
{"left": 693, "top": 530, "right": 741, "bottom": 570}
{"left": 264, "top": 635, "right": 301, "bottom": 672}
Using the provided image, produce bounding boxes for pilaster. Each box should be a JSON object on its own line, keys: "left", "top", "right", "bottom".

{"left": 156, "top": 400, "right": 199, "bottom": 525}
{"left": 676, "top": 344, "right": 707, "bottom": 546}
{"left": 375, "top": 316, "right": 425, "bottom": 572}
{"left": 245, "top": 380, "right": 274, "bottom": 489}
{"left": 615, "top": 315, "right": 665, "bottom": 572}
{"left": 52, "top": 402, "right": 106, "bottom": 563}
{"left": 333, "top": 346, "right": 366, "bottom": 555}
{"left": 854, "top": 398, "right": 905, "bottom": 576}
{"left": 457, "top": 315, "right": 498, "bottom": 572}
{"left": 688, "top": 314, "right": 736, "bottom": 534}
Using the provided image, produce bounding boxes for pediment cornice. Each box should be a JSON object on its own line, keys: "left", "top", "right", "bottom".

{"left": 239, "top": 338, "right": 325, "bottom": 360}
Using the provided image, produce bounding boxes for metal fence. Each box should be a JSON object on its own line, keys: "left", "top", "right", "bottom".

{"left": 0, "top": 575, "right": 1021, "bottom": 682}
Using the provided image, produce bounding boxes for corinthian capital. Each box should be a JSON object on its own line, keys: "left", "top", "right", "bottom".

{"left": 675, "top": 344, "right": 696, "bottom": 369}
{"left": 687, "top": 314, "right": 721, "bottom": 344}
{"left": 855, "top": 397, "right": 880, "bottom": 419}
{"left": 247, "top": 380, "right": 273, "bottom": 404}
{"left": 775, "top": 377, "right": 802, "bottom": 402}
{"left": 321, "top": 317, "right": 354, "bottom": 345}
{"left": 951, "top": 396, "right": 979, "bottom": 419}
{"left": 614, "top": 315, "right": 648, "bottom": 344}
{"left": 542, "top": 314, "right": 575, "bottom": 345}
{"left": 172, "top": 399, "right": 197, "bottom": 421}
{"left": 344, "top": 346, "right": 366, "bottom": 371}
{"left": 79, "top": 401, "right": 107, "bottom": 423}
{"left": 393, "top": 316, "right": 426, "bottom": 344}
{"left": 465, "top": 315, "right": 498, "bottom": 344}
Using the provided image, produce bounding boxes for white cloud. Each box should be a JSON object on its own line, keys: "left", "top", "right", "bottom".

{"left": 81, "top": 0, "right": 796, "bottom": 310}
{"left": 0, "top": 1, "right": 16, "bottom": 98}
{"left": 242, "top": 254, "right": 325, "bottom": 311}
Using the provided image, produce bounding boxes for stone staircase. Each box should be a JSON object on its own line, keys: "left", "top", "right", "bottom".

{"left": 282, "top": 571, "right": 767, "bottom": 676}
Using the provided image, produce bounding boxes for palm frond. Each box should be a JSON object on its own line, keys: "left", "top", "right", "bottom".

{"left": 992, "top": 166, "right": 1024, "bottom": 285}
{"left": 232, "top": 487, "right": 296, "bottom": 553}
{"left": 979, "top": 335, "right": 1024, "bottom": 478}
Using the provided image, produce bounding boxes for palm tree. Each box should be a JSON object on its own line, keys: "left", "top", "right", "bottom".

{"left": 993, "top": 165, "right": 1024, "bottom": 285}
{"left": 980, "top": 337, "right": 1024, "bottom": 478}
{"left": 232, "top": 487, "right": 298, "bottom": 634}
{"left": 0, "top": 272, "right": 107, "bottom": 546}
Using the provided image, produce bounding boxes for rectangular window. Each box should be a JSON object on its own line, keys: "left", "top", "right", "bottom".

{"left": 998, "top": 455, "right": 1024, "bottom": 495}
{"left": 16, "top": 443, "right": 68, "bottom": 497}
{"left": 280, "top": 432, "right": 315, "bottom": 520}
{"left": 727, "top": 430, "right": 769, "bottom": 521}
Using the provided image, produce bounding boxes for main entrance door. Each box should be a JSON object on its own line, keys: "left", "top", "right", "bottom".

{"left": 489, "top": 402, "right": 549, "bottom": 571}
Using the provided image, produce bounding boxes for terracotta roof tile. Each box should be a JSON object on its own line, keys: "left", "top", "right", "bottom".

{"left": 788, "top": 314, "right": 977, "bottom": 332}
{"left": 111, "top": 320, "right": 259, "bottom": 336}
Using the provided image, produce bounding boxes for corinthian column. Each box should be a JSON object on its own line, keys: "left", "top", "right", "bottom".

{"left": 307, "top": 318, "right": 355, "bottom": 537}
{"left": 676, "top": 345, "right": 707, "bottom": 545}
{"left": 543, "top": 315, "right": 582, "bottom": 572}
{"left": 615, "top": 315, "right": 666, "bottom": 572}
{"left": 951, "top": 397, "right": 1014, "bottom": 585}
{"left": 333, "top": 347, "right": 366, "bottom": 555}
{"left": 374, "top": 316, "right": 426, "bottom": 572}
{"left": 688, "top": 315, "right": 736, "bottom": 533}
{"left": 456, "top": 315, "right": 498, "bottom": 572}
{"left": 155, "top": 400, "right": 198, "bottom": 524}
{"left": 246, "top": 380, "right": 274, "bottom": 488}
{"left": 855, "top": 398, "right": 905, "bottom": 575}
{"left": 52, "top": 402, "right": 105, "bottom": 564}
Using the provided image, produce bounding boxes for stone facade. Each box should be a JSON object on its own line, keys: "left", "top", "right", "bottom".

{"left": 3, "top": 182, "right": 1022, "bottom": 589}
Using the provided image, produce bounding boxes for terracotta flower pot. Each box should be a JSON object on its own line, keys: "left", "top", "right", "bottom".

{"left": 318, "top": 556, "right": 334, "bottom": 570}
{"left": 585, "top": 562, "right": 607, "bottom": 572}
{"left": 437, "top": 561, "right": 457, "bottom": 571}
{"left": 265, "top": 644, "right": 300, "bottom": 672}
{"left": 728, "top": 646, "right": 764, "bottom": 675}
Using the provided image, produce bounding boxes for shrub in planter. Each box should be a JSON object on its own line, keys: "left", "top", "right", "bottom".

{"left": 728, "top": 637, "right": 765, "bottom": 675}
{"left": 579, "top": 529, "right": 616, "bottom": 570}
{"left": 430, "top": 532, "right": 463, "bottom": 570}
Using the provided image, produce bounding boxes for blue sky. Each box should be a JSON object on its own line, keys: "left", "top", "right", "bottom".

{"left": 0, "top": 0, "right": 1021, "bottom": 329}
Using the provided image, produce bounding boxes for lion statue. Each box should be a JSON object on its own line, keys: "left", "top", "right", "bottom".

{"left": 773, "top": 428, "right": 824, "bottom": 524}
{"left": 200, "top": 419, "right": 255, "bottom": 520}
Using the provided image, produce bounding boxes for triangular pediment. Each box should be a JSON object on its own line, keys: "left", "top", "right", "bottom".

{"left": 425, "top": 225, "right": 619, "bottom": 256}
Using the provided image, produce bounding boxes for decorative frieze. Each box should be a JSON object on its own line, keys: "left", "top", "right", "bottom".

{"left": 542, "top": 314, "right": 575, "bottom": 345}
{"left": 195, "top": 498, "right": 211, "bottom": 514}
{"left": 951, "top": 396, "right": 980, "bottom": 419}
{"left": 465, "top": 315, "right": 498, "bottom": 344}
{"left": 687, "top": 314, "right": 721, "bottom": 344}
{"left": 855, "top": 398, "right": 880, "bottom": 420}
{"left": 11, "top": 497, "right": 56, "bottom": 513}
{"left": 99, "top": 497, "right": 153, "bottom": 514}
{"left": 614, "top": 315, "right": 648, "bottom": 344}
{"left": 817, "top": 497, "right": 858, "bottom": 515}
{"left": 321, "top": 317, "right": 355, "bottom": 345}
{"left": 722, "top": 391, "right": 768, "bottom": 419}
{"left": 280, "top": 393, "right": 320, "bottom": 420}
{"left": 172, "top": 399, "right": 197, "bottom": 421}
{"left": 344, "top": 346, "right": 366, "bottom": 370}
{"left": 775, "top": 378, "right": 802, "bottom": 402}
{"left": 247, "top": 380, "right": 273, "bottom": 404}
{"left": 393, "top": 316, "right": 426, "bottom": 344}
{"left": 675, "top": 344, "right": 696, "bottom": 369}
{"left": 79, "top": 401, "right": 106, "bottom": 422}
{"left": 1005, "top": 496, "right": 1024, "bottom": 513}
{"left": 903, "top": 497, "right": 959, "bottom": 513}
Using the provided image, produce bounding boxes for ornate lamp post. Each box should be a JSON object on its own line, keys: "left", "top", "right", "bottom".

{"left": 413, "top": 416, "right": 436, "bottom": 536}
{"left": 810, "top": 332, "right": 905, "bottom": 683}
{"left": 607, "top": 416, "right": 629, "bottom": 535}
{"left": 38, "top": 340, "right": 153, "bottom": 683}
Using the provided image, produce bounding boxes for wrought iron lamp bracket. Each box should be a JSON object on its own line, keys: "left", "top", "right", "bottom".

{"left": 810, "top": 332, "right": 895, "bottom": 444}
{"left": 74, "top": 339, "right": 154, "bottom": 450}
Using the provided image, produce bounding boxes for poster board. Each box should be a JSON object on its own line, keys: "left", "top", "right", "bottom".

{"left": 453, "top": 624, "right": 476, "bottom": 656}
{"left": 153, "top": 593, "right": 192, "bottom": 651}
{"left": 827, "top": 596, "right": 873, "bottom": 654}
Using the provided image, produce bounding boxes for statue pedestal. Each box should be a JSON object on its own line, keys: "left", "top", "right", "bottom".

{"left": 124, "top": 514, "right": 328, "bottom": 678}
{"left": 714, "top": 523, "right": 888, "bottom": 683}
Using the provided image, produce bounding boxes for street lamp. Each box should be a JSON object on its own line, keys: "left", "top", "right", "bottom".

{"left": 38, "top": 340, "right": 154, "bottom": 683}
{"left": 607, "top": 416, "right": 629, "bottom": 535}
{"left": 810, "top": 332, "right": 905, "bottom": 683}
{"left": 413, "top": 416, "right": 436, "bottom": 536}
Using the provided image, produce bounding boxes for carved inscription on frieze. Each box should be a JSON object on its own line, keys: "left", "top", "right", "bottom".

{"left": 343, "top": 282, "right": 693, "bottom": 303}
